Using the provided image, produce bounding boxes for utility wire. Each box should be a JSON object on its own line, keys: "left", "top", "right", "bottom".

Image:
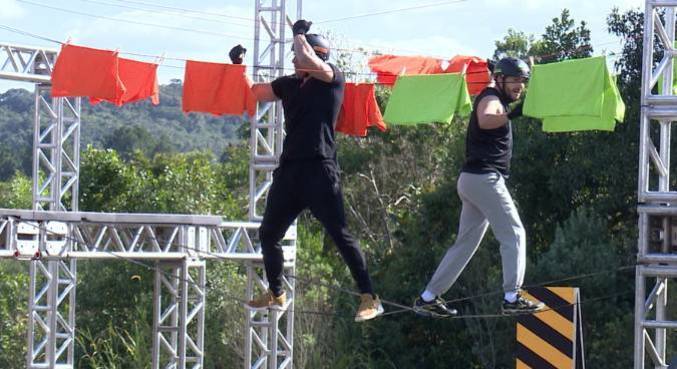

{"left": 316, "top": 0, "right": 469, "bottom": 24}
{"left": 12, "top": 220, "right": 638, "bottom": 321}
{"left": 447, "top": 289, "right": 635, "bottom": 320}
{"left": 108, "top": 0, "right": 256, "bottom": 22}
{"left": 77, "top": 0, "right": 253, "bottom": 28}
{"left": 2, "top": 4, "right": 625, "bottom": 69}
{"left": 0, "top": 24, "right": 62, "bottom": 45}
{"left": 443, "top": 265, "right": 635, "bottom": 305}
{"left": 16, "top": 0, "right": 253, "bottom": 40}
{"left": 15, "top": 220, "right": 361, "bottom": 320}
{"left": 0, "top": 23, "right": 623, "bottom": 86}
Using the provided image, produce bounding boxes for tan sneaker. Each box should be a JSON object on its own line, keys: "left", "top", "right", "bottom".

{"left": 354, "top": 293, "right": 384, "bottom": 322}
{"left": 246, "top": 289, "right": 286, "bottom": 309}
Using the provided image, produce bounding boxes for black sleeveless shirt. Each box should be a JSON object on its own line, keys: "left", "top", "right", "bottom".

{"left": 461, "top": 87, "right": 513, "bottom": 177}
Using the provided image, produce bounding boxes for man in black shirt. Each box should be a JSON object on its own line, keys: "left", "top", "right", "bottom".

{"left": 238, "top": 20, "right": 383, "bottom": 322}
{"left": 413, "top": 57, "right": 545, "bottom": 317}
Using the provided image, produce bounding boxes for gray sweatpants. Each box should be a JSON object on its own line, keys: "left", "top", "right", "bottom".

{"left": 425, "top": 171, "right": 526, "bottom": 295}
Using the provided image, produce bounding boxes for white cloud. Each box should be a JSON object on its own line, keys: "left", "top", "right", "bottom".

{"left": 0, "top": 0, "right": 24, "bottom": 19}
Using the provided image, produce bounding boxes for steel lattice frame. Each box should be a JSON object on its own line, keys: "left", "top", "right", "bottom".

{"left": 0, "top": 41, "right": 85, "bottom": 369}
{"left": 636, "top": 1, "right": 677, "bottom": 368}
{"left": 247, "top": 1, "right": 301, "bottom": 368}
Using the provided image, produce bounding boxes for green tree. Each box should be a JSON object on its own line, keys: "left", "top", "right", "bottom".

{"left": 532, "top": 208, "right": 634, "bottom": 367}
{"left": 534, "top": 9, "right": 593, "bottom": 63}
{"left": 0, "top": 172, "right": 32, "bottom": 209}
{"left": 0, "top": 262, "right": 29, "bottom": 369}
{"left": 493, "top": 28, "right": 540, "bottom": 60}
{"left": 102, "top": 124, "right": 174, "bottom": 160}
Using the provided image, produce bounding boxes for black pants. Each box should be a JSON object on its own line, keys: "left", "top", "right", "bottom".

{"left": 258, "top": 159, "right": 373, "bottom": 297}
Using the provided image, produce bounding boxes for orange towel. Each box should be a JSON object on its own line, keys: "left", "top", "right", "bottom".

{"left": 368, "top": 55, "right": 445, "bottom": 86}
{"left": 182, "top": 60, "right": 256, "bottom": 117}
{"left": 90, "top": 57, "right": 159, "bottom": 106}
{"left": 51, "top": 43, "right": 125, "bottom": 101}
{"left": 445, "top": 55, "right": 491, "bottom": 95}
{"left": 336, "top": 83, "right": 386, "bottom": 137}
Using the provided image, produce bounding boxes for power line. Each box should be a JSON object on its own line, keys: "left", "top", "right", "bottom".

{"left": 77, "top": 0, "right": 253, "bottom": 28}
{"left": 443, "top": 265, "right": 635, "bottom": 305}
{"left": 108, "top": 0, "right": 256, "bottom": 22}
{"left": 316, "top": 0, "right": 469, "bottom": 24}
{"left": 0, "top": 21, "right": 623, "bottom": 84}
{"left": 13, "top": 220, "right": 637, "bottom": 322}
{"left": 0, "top": 24, "right": 62, "bottom": 45}
{"left": 16, "top": 0, "right": 253, "bottom": 41}
{"left": 14, "top": 221, "right": 362, "bottom": 320}
{"left": 7, "top": 2, "right": 625, "bottom": 67}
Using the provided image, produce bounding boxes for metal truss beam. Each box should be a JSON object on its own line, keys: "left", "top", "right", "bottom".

{"left": 0, "top": 209, "right": 298, "bottom": 261}
{"left": 152, "top": 259, "right": 206, "bottom": 369}
{"left": 636, "top": 2, "right": 677, "bottom": 368}
{"left": 0, "top": 42, "right": 57, "bottom": 83}
{"left": 248, "top": 1, "right": 301, "bottom": 368}
{"left": 249, "top": 0, "right": 301, "bottom": 221}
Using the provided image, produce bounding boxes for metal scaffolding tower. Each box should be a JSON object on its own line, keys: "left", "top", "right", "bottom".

{"left": 636, "top": 1, "right": 677, "bottom": 368}
{"left": 0, "top": 1, "right": 302, "bottom": 368}
{"left": 247, "top": 1, "right": 301, "bottom": 368}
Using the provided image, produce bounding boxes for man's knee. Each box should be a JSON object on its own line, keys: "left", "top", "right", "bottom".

{"left": 259, "top": 223, "right": 282, "bottom": 249}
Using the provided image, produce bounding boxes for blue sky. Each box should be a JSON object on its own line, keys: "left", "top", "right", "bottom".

{"left": 0, "top": 0, "right": 642, "bottom": 92}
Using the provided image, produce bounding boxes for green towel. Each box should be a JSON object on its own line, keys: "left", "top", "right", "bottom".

{"left": 523, "top": 56, "right": 625, "bottom": 132}
{"left": 657, "top": 43, "right": 677, "bottom": 94}
{"left": 383, "top": 73, "right": 471, "bottom": 125}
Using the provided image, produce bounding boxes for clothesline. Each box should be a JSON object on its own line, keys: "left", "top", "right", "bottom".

{"left": 43, "top": 42, "right": 630, "bottom": 139}
{"left": 0, "top": 21, "right": 622, "bottom": 82}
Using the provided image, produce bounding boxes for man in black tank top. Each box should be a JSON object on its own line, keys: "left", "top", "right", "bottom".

{"left": 413, "top": 58, "right": 545, "bottom": 317}
{"left": 238, "top": 20, "right": 383, "bottom": 322}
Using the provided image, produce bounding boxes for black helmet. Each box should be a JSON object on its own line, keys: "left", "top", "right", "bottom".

{"left": 291, "top": 33, "right": 330, "bottom": 61}
{"left": 494, "top": 57, "right": 530, "bottom": 79}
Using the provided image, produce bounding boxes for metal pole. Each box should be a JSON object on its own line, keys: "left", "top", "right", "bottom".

{"left": 635, "top": 267, "right": 646, "bottom": 369}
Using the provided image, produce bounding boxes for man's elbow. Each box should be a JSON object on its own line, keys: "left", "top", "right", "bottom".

{"left": 250, "top": 85, "right": 269, "bottom": 102}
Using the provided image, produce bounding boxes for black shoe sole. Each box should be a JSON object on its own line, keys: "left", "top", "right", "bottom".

{"left": 413, "top": 306, "right": 457, "bottom": 318}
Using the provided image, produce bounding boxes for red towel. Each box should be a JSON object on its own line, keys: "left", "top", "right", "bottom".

{"left": 51, "top": 44, "right": 125, "bottom": 101}
{"left": 445, "top": 55, "right": 491, "bottom": 95}
{"left": 90, "top": 57, "right": 159, "bottom": 106}
{"left": 368, "top": 55, "right": 445, "bottom": 86}
{"left": 336, "top": 83, "right": 386, "bottom": 137}
{"left": 182, "top": 60, "right": 256, "bottom": 117}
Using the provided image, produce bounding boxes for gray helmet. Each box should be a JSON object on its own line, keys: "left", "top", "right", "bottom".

{"left": 291, "top": 33, "right": 330, "bottom": 61}
{"left": 494, "top": 57, "right": 530, "bottom": 79}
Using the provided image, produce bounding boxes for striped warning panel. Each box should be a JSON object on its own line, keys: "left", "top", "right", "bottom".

{"left": 516, "top": 287, "right": 577, "bottom": 369}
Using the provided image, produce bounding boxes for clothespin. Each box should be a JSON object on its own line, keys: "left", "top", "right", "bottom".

{"left": 65, "top": 36, "right": 72, "bottom": 45}
{"left": 440, "top": 59, "right": 450, "bottom": 73}
{"left": 155, "top": 52, "right": 166, "bottom": 65}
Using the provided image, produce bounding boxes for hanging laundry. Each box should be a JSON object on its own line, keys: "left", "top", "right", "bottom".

{"left": 657, "top": 42, "right": 677, "bottom": 94}
{"left": 182, "top": 60, "right": 256, "bottom": 117}
{"left": 523, "top": 56, "right": 625, "bottom": 132}
{"left": 383, "top": 73, "right": 471, "bottom": 125}
{"left": 336, "top": 83, "right": 386, "bottom": 136}
{"left": 51, "top": 43, "right": 125, "bottom": 101}
{"left": 368, "top": 55, "right": 445, "bottom": 86}
{"left": 445, "top": 55, "right": 491, "bottom": 95}
{"left": 90, "top": 57, "right": 159, "bottom": 106}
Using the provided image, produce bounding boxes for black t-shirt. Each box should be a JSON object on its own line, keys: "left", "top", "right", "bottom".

{"left": 461, "top": 87, "right": 513, "bottom": 177}
{"left": 271, "top": 63, "right": 345, "bottom": 163}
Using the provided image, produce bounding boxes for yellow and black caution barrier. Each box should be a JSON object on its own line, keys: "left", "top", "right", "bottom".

{"left": 516, "top": 287, "right": 584, "bottom": 369}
